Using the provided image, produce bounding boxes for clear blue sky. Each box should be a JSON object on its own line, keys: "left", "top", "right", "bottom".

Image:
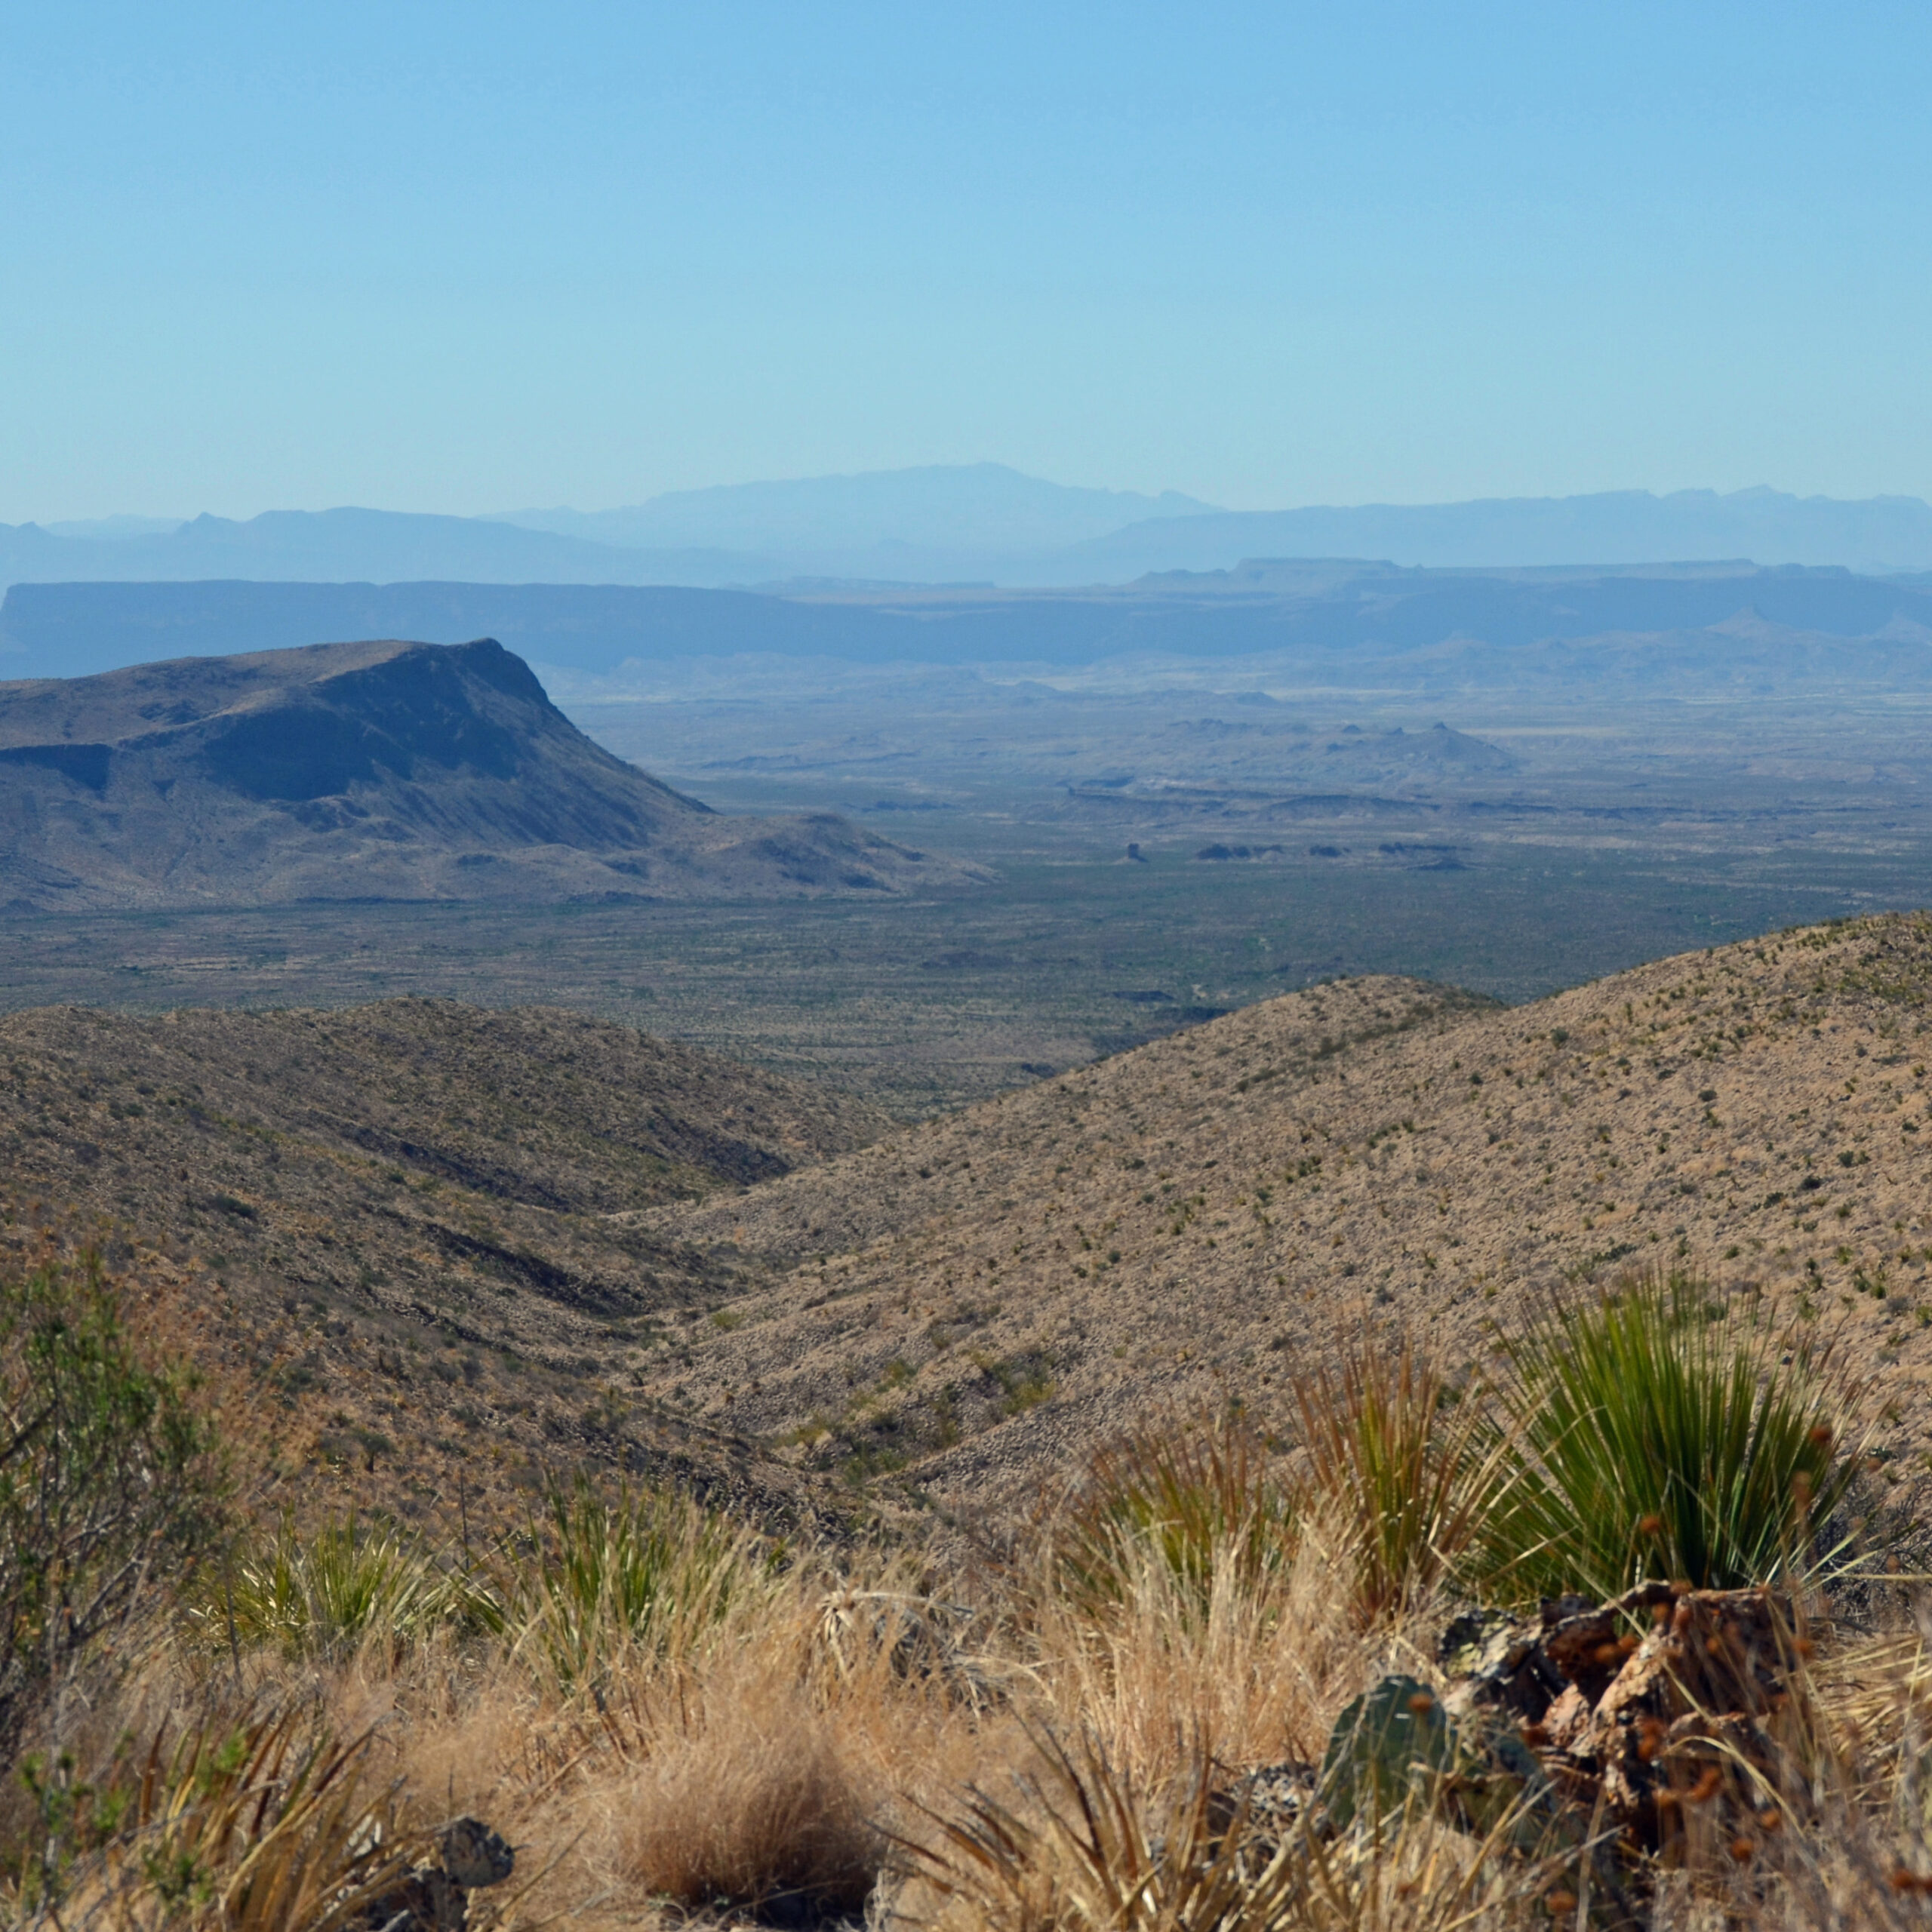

{"left": 4, "top": 2, "right": 1928, "bottom": 521}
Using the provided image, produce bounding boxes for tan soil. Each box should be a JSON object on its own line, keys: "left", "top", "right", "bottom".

{"left": 629, "top": 912, "right": 1932, "bottom": 1521}
{"left": 0, "top": 997, "right": 890, "bottom": 1536}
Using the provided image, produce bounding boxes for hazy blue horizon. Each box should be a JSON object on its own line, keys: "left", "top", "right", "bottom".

{"left": 11, "top": 473, "right": 1932, "bottom": 586}
{"left": 19, "top": 473, "right": 1932, "bottom": 543}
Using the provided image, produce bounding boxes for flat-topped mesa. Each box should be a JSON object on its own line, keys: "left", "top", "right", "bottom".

{"left": 0, "top": 636, "right": 983, "bottom": 909}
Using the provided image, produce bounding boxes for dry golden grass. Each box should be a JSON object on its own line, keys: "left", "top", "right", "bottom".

{"left": 897, "top": 1720, "right": 1601, "bottom": 1932}
{"left": 14, "top": 1475, "right": 1932, "bottom": 1932}
{"left": 612, "top": 1697, "right": 882, "bottom": 1917}
{"left": 1023, "top": 1499, "right": 1405, "bottom": 1793}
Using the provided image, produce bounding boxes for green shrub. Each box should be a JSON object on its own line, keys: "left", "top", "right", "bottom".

{"left": 0, "top": 1244, "right": 224, "bottom": 1767}
{"left": 217, "top": 1517, "right": 501, "bottom": 1660}
{"left": 1051, "top": 1411, "right": 1294, "bottom": 1618}
{"left": 5, "top": 1707, "right": 429, "bottom": 1923}
{"left": 1478, "top": 1272, "right": 1866, "bottom": 1601}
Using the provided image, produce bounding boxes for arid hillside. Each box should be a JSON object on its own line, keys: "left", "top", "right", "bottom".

{"left": 632, "top": 912, "right": 1932, "bottom": 1520}
{"left": 0, "top": 998, "right": 891, "bottom": 1534}
{"left": 0, "top": 636, "right": 982, "bottom": 907}
{"left": 10, "top": 914, "right": 1932, "bottom": 1542}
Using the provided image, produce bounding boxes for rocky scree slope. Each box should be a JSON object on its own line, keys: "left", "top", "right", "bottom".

{"left": 0, "top": 998, "right": 891, "bottom": 1535}
{"left": 631, "top": 914, "right": 1932, "bottom": 1518}
{"left": 0, "top": 636, "right": 980, "bottom": 909}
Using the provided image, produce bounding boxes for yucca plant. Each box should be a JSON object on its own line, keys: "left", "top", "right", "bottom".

{"left": 501, "top": 1476, "right": 760, "bottom": 1690}
{"left": 1291, "top": 1341, "right": 1504, "bottom": 1626}
{"left": 1477, "top": 1272, "right": 1868, "bottom": 1602}
{"left": 5, "top": 1709, "right": 429, "bottom": 1930}
{"left": 1051, "top": 1411, "right": 1295, "bottom": 1620}
{"left": 215, "top": 1516, "right": 500, "bottom": 1660}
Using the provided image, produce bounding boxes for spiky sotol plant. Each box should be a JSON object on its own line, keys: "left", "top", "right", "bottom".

{"left": 1292, "top": 1341, "right": 1506, "bottom": 1626}
{"left": 1477, "top": 1272, "right": 1868, "bottom": 1603}
{"left": 503, "top": 1476, "right": 761, "bottom": 1690}
{"left": 216, "top": 1516, "right": 502, "bottom": 1660}
{"left": 1050, "top": 1410, "right": 1295, "bottom": 1620}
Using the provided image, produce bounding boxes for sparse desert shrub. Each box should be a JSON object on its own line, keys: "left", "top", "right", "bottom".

{"left": 0, "top": 1244, "right": 224, "bottom": 1770}
{"left": 214, "top": 1516, "right": 501, "bottom": 1660}
{"left": 1051, "top": 1411, "right": 1294, "bottom": 1619}
{"left": 1477, "top": 1271, "right": 1867, "bottom": 1602}
{"left": 1, "top": 1707, "right": 429, "bottom": 1929}
{"left": 1291, "top": 1340, "right": 1503, "bottom": 1625}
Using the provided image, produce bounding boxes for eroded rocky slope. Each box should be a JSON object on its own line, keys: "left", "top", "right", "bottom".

{"left": 0, "top": 998, "right": 890, "bottom": 1534}
{"left": 11, "top": 915, "right": 1932, "bottom": 1541}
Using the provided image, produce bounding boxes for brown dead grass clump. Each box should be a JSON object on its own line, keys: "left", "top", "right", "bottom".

{"left": 615, "top": 1697, "right": 884, "bottom": 1918}
{"left": 1027, "top": 1498, "right": 1389, "bottom": 1792}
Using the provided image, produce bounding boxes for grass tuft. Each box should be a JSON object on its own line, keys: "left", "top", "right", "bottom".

{"left": 1052, "top": 1410, "right": 1294, "bottom": 1619}
{"left": 1291, "top": 1339, "right": 1503, "bottom": 1625}
{"left": 617, "top": 1697, "right": 884, "bottom": 1918}
{"left": 1478, "top": 1270, "right": 1869, "bottom": 1601}
{"left": 2, "top": 1708, "right": 429, "bottom": 1930}
{"left": 502, "top": 1475, "right": 764, "bottom": 1691}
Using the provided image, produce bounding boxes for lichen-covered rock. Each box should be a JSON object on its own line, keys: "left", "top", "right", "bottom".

{"left": 1585, "top": 1588, "right": 1804, "bottom": 1845}
{"left": 358, "top": 1866, "right": 468, "bottom": 1932}
{"left": 353, "top": 1817, "right": 515, "bottom": 1932}
{"left": 438, "top": 1817, "right": 515, "bottom": 1890}
{"left": 1205, "top": 1761, "right": 1324, "bottom": 1851}
{"left": 1438, "top": 1608, "right": 1564, "bottom": 1724}
{"left": 1537, "top": 1683, "right": 1593, "bottom": 1752}
{"left": 1433, "top": 1582, "right": 1814, "bottom": 1874}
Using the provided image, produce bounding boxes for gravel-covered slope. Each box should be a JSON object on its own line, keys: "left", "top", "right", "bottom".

{"left": 0, "top": 998, "right": 891, "bottom": 1536}
{"left": 633, "top": 915, "right": 1932, "bottom": 1517}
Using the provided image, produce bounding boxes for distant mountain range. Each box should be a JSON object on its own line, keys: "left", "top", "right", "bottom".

{"left": 490, "top": 463, "right": 1217, "bottom": 556}
{"left": 0, "top": 508, "right": 767, "bottom": 592}
{"left": 7, "top": 561, "right": 1932, "bottom": 695}
{"left": 9, "top": 469, "right": 1932, "bottom": 589}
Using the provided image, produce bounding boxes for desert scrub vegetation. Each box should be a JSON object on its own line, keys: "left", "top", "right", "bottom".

{"left": 213, "top": 1515, "right": 505, "bottom": 1660}
{"left": 1049, "top": 1408, "right": 1297, "bottom": 1617}
{"left": 3, "top": 1251, "right": 1931, "bottom": 1930}
{"left": 1044, "top": 1266, "right": 1869, "bottom": 1644}
{"left": 1475, "top": 1274, "right": 1872, "bottom": 1603}
{"left": 0, "top": 1238, "right": 224, "bottom": 1765}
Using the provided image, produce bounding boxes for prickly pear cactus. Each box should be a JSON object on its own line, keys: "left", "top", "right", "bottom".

{"left": 1318, "top": 1674, "right": 1463, "bottom": 1831}
{"left": 1324, "top": 1669, "right": 1578, "bottom": 1862}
